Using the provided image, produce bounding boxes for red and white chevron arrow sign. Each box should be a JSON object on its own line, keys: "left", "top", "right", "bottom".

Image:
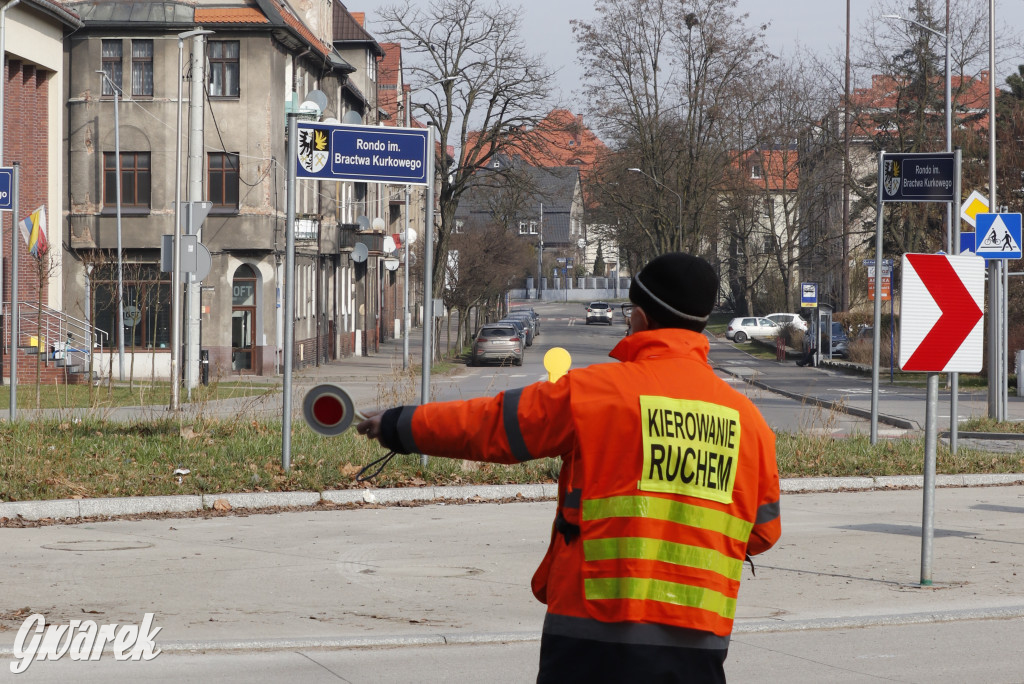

{"left": 899, "top": 254, "right": 985, "bottom": 373}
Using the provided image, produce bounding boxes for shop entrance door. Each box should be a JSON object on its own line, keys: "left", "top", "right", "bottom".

{"left": 232, "top": 265, "right": 257, "bottom": 371}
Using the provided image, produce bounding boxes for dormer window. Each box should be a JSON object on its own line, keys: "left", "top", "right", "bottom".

{"left": 750, "top": 164, "right": 762, "bottom": 179}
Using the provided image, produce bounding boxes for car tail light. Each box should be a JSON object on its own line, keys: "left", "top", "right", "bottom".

{"left": 510, "top": 336, "right": 520, "bottom": 342}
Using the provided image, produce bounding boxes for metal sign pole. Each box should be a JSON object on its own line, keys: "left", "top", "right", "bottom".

{"left": 420, "top": 126, "right": 436, "bottom": 468}
{"left": 282, "top": 113, "right": 298, "bottom": 471}
{"left": 870, "top": 151, "right": 885, "bottom": 444}
{"left": 921, "top": 372, "right": 939, "bottom": 585}
{"left": 403, "top": 185, "right": 410, "bottom": 371}
{"left": 950, "top": 149, "right": 961, "bottom": 453}
{"left": 9, "top": 163, "right": 17, "bottom": 419}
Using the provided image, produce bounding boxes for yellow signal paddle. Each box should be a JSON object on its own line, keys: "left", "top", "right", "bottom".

{"left": 544, "top": 347, "right": 572, "bottom": 383}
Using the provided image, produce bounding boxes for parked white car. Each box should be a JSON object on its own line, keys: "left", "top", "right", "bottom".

{"left": 725, "top": 317, "right": 780, "bottom": 343}
{"left": 765, "top": 312, "right": 809, "bottom": 332}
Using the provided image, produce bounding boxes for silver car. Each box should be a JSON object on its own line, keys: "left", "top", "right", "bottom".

{"left": 470, "top": 325, "right": 524, "bottom": 366}
{"left": 585, "top": 301, "right": 614, "bottom": 325}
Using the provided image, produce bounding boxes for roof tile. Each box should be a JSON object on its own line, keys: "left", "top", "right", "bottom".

{"left": 194, "top": 7, "right": 268, "bottom": 24}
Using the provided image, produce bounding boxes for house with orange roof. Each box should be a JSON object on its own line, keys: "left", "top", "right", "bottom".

{"left": 460, "top": 109, "right": 620, "bottom": 283}
{"left": 58, "top": 0, "right": 399, "bottom": 383}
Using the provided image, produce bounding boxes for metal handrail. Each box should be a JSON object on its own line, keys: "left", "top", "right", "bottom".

{"left": 3, "top": 302, "right": 108, "bottom": 378}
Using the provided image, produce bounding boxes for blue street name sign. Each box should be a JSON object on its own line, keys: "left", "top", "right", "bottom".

{"left": 295, "top": 123, "right": 429, "bottom": 185}
{"left": 0, "top": 167, "right": 12, "bottom": 211}
{"left": 975, "top": 213, "right": 1022, "bottom": 260}
{"left": 880, "top": 152, "right": 956, "bottom": 203}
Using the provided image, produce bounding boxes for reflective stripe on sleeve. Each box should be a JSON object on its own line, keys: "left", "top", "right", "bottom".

{"left": 583, "top": 495, "right": 753, "bottom": 542}
{"left": 397, "top": 406, "right": 419, "bottom": 454}
{"left": 755, "top": 499, "right": 780, "bottom": 525}
{"left": 584, "top": 576, "right": 737, "bottom": 620}
{"left": 583, "top": 537, "right": 744, "bottom": 582}
{"left": 501, "top": 387, "right": 533, "bottom": 462}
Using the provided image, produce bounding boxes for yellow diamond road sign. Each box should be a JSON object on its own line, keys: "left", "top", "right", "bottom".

{"left": 960, "top": 190, "right": 990, "bottom": 228}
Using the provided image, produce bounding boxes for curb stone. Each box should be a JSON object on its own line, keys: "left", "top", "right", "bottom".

{"left": 2, "top": 478, "right": 1023, "bottom": 522}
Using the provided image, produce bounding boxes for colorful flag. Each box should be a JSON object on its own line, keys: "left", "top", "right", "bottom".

{"left": 19, "top": 205, "right": 48, "bottom": 258}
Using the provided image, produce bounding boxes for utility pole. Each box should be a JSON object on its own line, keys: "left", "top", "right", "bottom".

{"left": 184, "top": 33, "right": 207, "bottom": 397}
{"left": 536, "top": 203, "right": 543, "bottom": 300}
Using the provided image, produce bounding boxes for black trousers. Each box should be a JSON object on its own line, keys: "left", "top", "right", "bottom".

{"left": 537, "top": 632, "right": 727, "bottom": 684}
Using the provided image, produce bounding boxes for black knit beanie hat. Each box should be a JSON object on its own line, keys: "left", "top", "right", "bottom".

{"left": 629, "top": 253, "right": 719, "bottom": 331}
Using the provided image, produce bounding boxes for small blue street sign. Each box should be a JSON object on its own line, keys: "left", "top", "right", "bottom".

{"left": 960, "top": 231, "right": 977, "bottom": 256}
{"left": 800, "top": 282, "right": 817, "bottom": 308}
{"left": 296, "top": 123, "right": 429, "bottom": 185}
{"left": 0, "top": 167, "right": 12, "bottom": 211}
{"left": 975, "top": 213, "right": 1022, "bottom": 259}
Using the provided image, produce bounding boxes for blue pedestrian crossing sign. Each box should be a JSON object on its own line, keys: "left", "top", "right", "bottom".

{"left": 975, "top": 213, "right": 1022, "bottom": 259}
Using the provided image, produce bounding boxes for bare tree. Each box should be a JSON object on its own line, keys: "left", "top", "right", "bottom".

{"left": 849, "top": 0, "right": 1012, "bottom": 256}
{"left": 573, "top": 0, "right": 773, "bottom": 260}
{"left": 376, "top": 0, "right": 554, "bottom": 300}
{"left": 444, "top": 217, "right": 533, "bottom": 351}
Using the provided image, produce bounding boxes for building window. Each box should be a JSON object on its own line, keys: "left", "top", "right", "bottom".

{"left": 131, "top": 40, "right": 153, "bottom": 97}
{"left": 530, "top": 221, "right": 538, "bottom": 235}
{"left": 454, "top": 220, "right": 464, "bottom": 234}
{"left": 750, "top": 164, "right": 762, "bottom": 179}
{"left": 208, "top": 41, "right": 240, "bottom": 97}
{"left": 208, "top": 152, "right": 240, "bottom": 209}
{"left": 104, "top": 152, "right": 151, "bottom": 208}
{"left": 101, "top": 40, "right": 122, "bottom": 96}
{"left": 93, "top": 264, "right": 171, "bottom": 350}
{"left": 519, "top": 221, "right": 527, "bottom": 235}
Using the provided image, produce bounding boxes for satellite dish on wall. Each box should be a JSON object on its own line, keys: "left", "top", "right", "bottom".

{"left": 352, "top": 243, "right": 369, "bottom": 263}
{"left": 343, "top": 110, "right": 363, "bottom": 125}
{"left": 383, "top": 235, "right": 396, "bottom": 253}
{"left": 357, "top": 216, "right": 371, "bottom": 231}
{"left": 299, "top": 100, "right": 322, "bottom": 118}
{"left": 383, "top": 258, "right": 400, "bottom": 272}
{"left": 305, "top": 90, "right": 328, "bottom": 113}
{"left": 322, "top": 117, "right": 340, "bottom": 125}
{"left": 404, "top": 228, "right": 418, "bottom": 246}
{"left": 372, "top": 217, "right": 386, "bottom": 232}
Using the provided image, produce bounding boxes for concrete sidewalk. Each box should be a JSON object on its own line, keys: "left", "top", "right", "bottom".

{"left": 3, "top": 485, "right": 1024, "bottom": 679}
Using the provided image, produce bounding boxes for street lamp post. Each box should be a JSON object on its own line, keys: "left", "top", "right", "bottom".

{"left": 401, "top": 77, "right": 454, "bottom": 370}
{"left": 627, "top": 167, "right": 683, "bottom": 248}
{"left": 171, "top": 28, "right": 214, "bottom": 411}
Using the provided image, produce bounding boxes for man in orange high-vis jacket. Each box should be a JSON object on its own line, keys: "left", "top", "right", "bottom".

{"left": 357, "top": 253, "right": 781, "bottom": 683}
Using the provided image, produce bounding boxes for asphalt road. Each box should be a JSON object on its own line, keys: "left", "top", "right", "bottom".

{"left": 428, "top": 301, "right": 882, "bottom": 437}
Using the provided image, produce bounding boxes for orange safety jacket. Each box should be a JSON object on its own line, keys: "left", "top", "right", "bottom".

{"left": 394, "top": 328, "right": 781, "bottom": 647}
